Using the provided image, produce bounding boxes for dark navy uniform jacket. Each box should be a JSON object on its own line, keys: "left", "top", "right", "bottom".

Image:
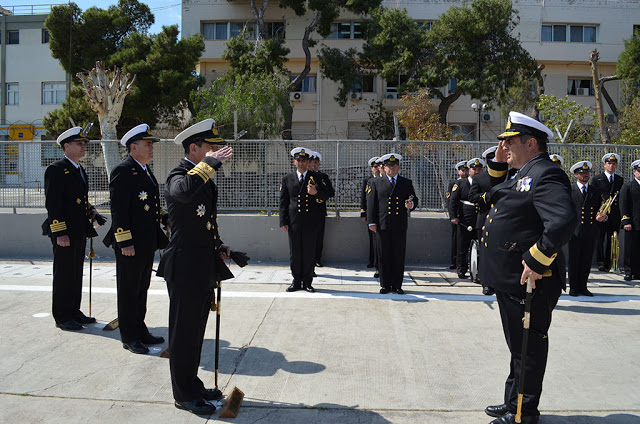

{"left": 103, "top": 156, "right": 168, "bottom": 254}
{"left": 448, "top": 177, "right": 477, "bottom": 228}
{"left": 366, "top": 175, "right": 418, "bottom": 231}
{"left": 570, "top": 182, "right": 604, "bottom": 238}
{"left": 479, "top": 154, "right": 577, "bottom": 296}
{"left": 157, "top": 157, "right": 232, "bottom": 286}
{"left": 315, "top": 170, "right": 335, "bottom": 217}
{"left": 469, "top": 171, "right": 493, "bottom": 230}
{"left": 279, "top": 170, "right": 331, "bottom": 231}
{"left": 43, "top": 158, "right": 96, "bottom": 241}
{"left": 620, "top": 179, "right": 640, "bottom": 228}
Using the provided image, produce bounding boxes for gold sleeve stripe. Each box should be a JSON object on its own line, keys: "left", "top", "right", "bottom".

{"left": 622, "top": 215, "right": 631, "bottom": 220}
{"left": 50, "top": 220, "right": 67, "bottom": 232}
{"left": 114, "top": 228, "right": 133, "bottom": 242}
{"left": 488, "top": 167, "right": 508, "bottom": 178}
{"left": 529, "top": 244, "right": 557, "bottom": 266}
{"left": 187, "top": 166, "right": 209, "bottom": 182}
{"left": 187, "top": 161, "right": 216, "bottom": 182}
{"left": 360, "top": 208, "right": 365, "bottom": 213}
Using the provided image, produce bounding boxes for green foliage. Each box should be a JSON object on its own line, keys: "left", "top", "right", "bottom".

{"left": 613, "top": 96, "right": 640, "bottom": 145}
{"left": 536, "top": 94, "right": 598, "bottom": 143}
{"left": 320, "top": 0, "right": 537, "bottom": 123}
{"left": 44, "top": 1, "right": 204, "bottom": 137}
{"left": 397, "top": 89, "right": 461, "bottom": 140}
{"left": 617, "top": 31, "right": 640, "bottom": 86}
{"left": 42, "top": 85, "right": 101, "bottom": 139}
{"left": 222, "top": 36, "right": 289, "bottom": 78}
{"left": 498, "top": 78, "right": 538, "bottom": 119}
{"left": 191, "top": 73, "right": 289, "bottom": 139}
{"left": 364, "top": 102, "right": 394, "bottom": 140}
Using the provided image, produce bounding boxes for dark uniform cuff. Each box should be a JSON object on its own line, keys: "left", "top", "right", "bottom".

{"left": 487, "top": 160, "right": 509, "bottom": 178}
{"left": 114, "top": 227, "right": 133, "bottom": 247}
{"left": 523, "top": 243, "right": 557, "bottom": 276}
{"left": 49, "top": 219, "right": 68, "bottom": 237}
{"left": 187, "top": 157, "right": 222, "bottom": 182}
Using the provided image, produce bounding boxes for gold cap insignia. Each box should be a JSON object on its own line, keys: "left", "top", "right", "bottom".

{"left": 506, "top": 117, "right": 512, "bottom": 129}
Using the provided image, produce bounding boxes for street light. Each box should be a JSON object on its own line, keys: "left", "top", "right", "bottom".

{"left": 471, "top": 103, "right": 488, "bottom": 141}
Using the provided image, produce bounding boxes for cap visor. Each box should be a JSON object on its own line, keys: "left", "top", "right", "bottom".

{"left": 497, "top": 131, "right": 522, "bottom": 139}
{"left": 203, "top": 137, "right": 225, "bottom": 144}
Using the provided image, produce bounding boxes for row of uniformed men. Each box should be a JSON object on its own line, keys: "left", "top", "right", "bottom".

{"left": 44, "top": 119, "right": 235, "bottom": 415}
{"left": 447, "top": 148, "right": 640, "bottom": 295}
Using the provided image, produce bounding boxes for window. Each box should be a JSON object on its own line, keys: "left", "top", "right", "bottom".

{"left": 7, "top": 30, "right": 19, "bottom": 44}
{"left": 568, "top": 78, "right": 594, "bottom": 96}
{"left": 386, "top": 74, "right": 409, "bottom": 94}
{"left": 42, "top": 29, "right": 50, "bottom": 43}
{"left": 6, "top": 84, "right": 18, "bottom": 105}
{"left": 352, "top": 75, "right": 376, "bottom": 93}
{"left": 541, "top": 24, "right": 596, "bottom": 42}
{"left": 290, "top": 76, "right": 316, "bottom": 92}
{"left": 202, "top": 21, "right": 285, "bottom": 40}
{"left": 327, "top": 22, "right": 363, "bottom": 39}
{"left": 3, "top": 145, "right": 19, "bottom": 175}
{"left": 43, "top": 82, "right": 66, "bottom": 105}
{"left": 634, "top": 24, "right": 640, "bottom": 36}
{"left": 416, "top": 21, "right": 434, "bottom": 30}
{"left": 41, "top": 144, "right": 64, "bottom": 167}
{"left": 448, "top": 77, "right": 458, "bottom": 94}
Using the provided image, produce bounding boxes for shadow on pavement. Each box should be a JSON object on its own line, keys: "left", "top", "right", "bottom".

{"left": 556, "top": 304, "right": 640, "bottom": 315}
{"left": 543, "top": 413, "right": 640, "bottom": 423}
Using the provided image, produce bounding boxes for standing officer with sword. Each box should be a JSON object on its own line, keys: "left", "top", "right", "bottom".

{"left": 480, "top": 112, "right": 577, "bottom": 424}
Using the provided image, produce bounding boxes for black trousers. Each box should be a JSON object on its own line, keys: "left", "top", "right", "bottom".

{"left": 288, "top": 227, "right": 318, "bottom": 286}
{"left": 568, "top": 230, "right": 598, "bottom": 293}
{"left": 377, "top": 228, "right": 407, "bottom": 290}
{"left": 367, "top": 227, "right": 376, "bottom": 267}
{"left": 596, "top": 219, "right": 618, "bottom": 268}
{"left": 456, "top": 224, "right": 475, "bottom": 274}
{"left": 450, "top": 223, "right": 458, "bottom": 267}
{"left": 623, "top": 229, "right": 640, "bottom": 277}
{"left": 495, "top": 282, "right": 561, "bottom": 416}
{"left": 167, "top": 277, "right": 214, "bottom": 402}
{"left": 52, "top": 237, "right": 87, "bottom": 323}
{"left": 315, "top": 215, "right": 326, "bottom": 263}
{"left": 115, "top": 249, "right": 154, "bottom": 343}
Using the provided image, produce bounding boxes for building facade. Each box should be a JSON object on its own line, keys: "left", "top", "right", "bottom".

{"left": 181, "top": 0, "right": 637, "bottom": 140}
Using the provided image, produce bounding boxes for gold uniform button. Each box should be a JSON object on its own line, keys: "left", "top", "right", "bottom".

{"left": 482, "top": 226, "right": 485, "bottom": 230}
{"left": 485, "top": 243, "right": 488, "bottom": 247}
{"left": 485, "top": 231, "right": 489, "bottom": 236}
{"left": 481, "top": 237, "right": 484, "bottom": 242}
{"left": 490, "top": 219, "right": 493, "bottom": 223}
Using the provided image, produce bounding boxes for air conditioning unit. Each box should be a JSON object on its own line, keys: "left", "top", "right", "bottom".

{"left": 482, "top": 112, "right": 493, "bottom": 122}
{"left": 289, "top": 91, "right": 302, "bottom": 101}
{"left": 577, "top": 88, "right": 587, "bottom": 96}
{"left": 350, "top": 92, "right": 362, "bottom": 101}
{"left": 385, "top": 93, "right": 398, "bottom": 99}
{"left": 606, "top": 115, "right": 617, "bottom": 123}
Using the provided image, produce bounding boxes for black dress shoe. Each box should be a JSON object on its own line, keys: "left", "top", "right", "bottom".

{"left": 485, "top": 403, "right": 509, "bottom": 417}
{"left": 287, "top": 281, "right": 301, "bottom": 292}
{"left": 141, "top": 333, "right": 165, "bottom": 344}
{"left": 458, "top": 273, "right": 467, "bottom": 279}
{"left": 73, "top": 314, "right": 96, "bottom": 324}
{"left": 373, "top": 271, "right": 379, "bottom": 278}
{"left": 569, "top": 290, "right": 579, "bottom": 296}
{"left": 581, "top": 288, "right": 594, "bottom": 297}
{"left": 56, "top": 320, "right": 83, "bottom": 331}
{"left": 174, "top": 398, "right": 216, "bottom": 415}
{"left": 380, "top": 288, "right": 390, "bottom": 294}
{"left": 201, "top": 388, "right": 223, "bottom": 401}
{"left": 598, "top": 266, "right": 607, "bottom": 272}
{"left": 123, "top": 340, "right": 149, "bottom": 354}
{"left": 489, "top": 412, "right": 539, "bottom": 424}
{"left": 624, "top": 274, "right": 633, "bottom": 281}
{"left": 482, "top": 286, "right": 495, "bottom": 295}
{"left": 395, "top": 288, "right": 405, "bottom": 294}
{"left": 315, "top": 261, "right": 324, "bottom": 267}
{"left": 304, "top": 285, "right": 316, "bottom": 293}
{"left": 449, "top": 264, "right": 456, "bottom": 269}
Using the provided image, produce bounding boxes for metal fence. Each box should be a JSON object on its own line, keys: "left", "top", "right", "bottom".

{"left": 1, "top": 140, "right": 639, "bottom": 213}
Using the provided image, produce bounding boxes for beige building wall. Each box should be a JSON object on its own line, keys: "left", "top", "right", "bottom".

{"left": 182, "top": 0, "right": 637, "bottom": 140}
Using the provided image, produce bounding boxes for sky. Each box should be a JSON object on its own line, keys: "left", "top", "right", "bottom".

{"left": 3, "top": 1, "right": 181, "bottom": 34}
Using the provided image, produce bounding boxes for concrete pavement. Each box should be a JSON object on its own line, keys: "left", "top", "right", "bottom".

{"left": 0, "top": 260, "right": 639, "bottom": 423}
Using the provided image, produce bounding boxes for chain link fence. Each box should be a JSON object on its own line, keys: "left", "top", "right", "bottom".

{"left": 1, "top": 140, "right": 639, "bottom": 212}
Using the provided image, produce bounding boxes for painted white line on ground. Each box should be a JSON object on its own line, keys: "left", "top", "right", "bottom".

{"left": 1, "top": 284, "right": 639, "bottom": 303}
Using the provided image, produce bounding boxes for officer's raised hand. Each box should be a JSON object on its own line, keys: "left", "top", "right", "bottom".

{"left": 207, "top": 145, "right": 233, "bottom": 163}
{"left": 495, "top": 141, "right": 507, "bottom": 163}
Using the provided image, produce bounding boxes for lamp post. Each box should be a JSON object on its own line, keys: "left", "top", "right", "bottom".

{"left": 471, "top": 103, "right": 488, "bottom": 141}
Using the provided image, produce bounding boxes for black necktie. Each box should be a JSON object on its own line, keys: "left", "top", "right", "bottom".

{"left": 609, "top": 175, "right": 613, "bottom": 184}
{"left": 582, "top": 185, "right": 586, "bottom": 197}
{"left": 390, "top": 177, "right": 396, "bottom": 187}
{"left": 299, "top": 174, "right": 304, "bottom": 184}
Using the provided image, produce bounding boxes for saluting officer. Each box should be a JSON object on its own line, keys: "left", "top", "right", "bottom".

{"left": 620, "top": 159, "right": 640, "bottom": 281}
{"left": 469, "top": 146, "right": 500, "bottom": 295}
{"left": 449, "top": 158, "right": 484, "bottom": 279}
{"left": 308, "top": 151, "right": 335, "bottom": 268}
{"left": 280, "top": 148, "right": 331, "bottom": 293}
{"left": 446, "top": 160, "right": 469, "bottom": 270}
{"left": 104, "top": 124, "right": 169, "bottom": 354}
{"left": 480, "top": 112, "right": 577, "bottom": 424}
{"left": 157, "top": 119, "right": 234, "bottom": 415}
{"left": 549, "top": 154, "right": 564, "bottom": 168}
{"left": 366, "top": 153, "right": 418, "bottom": 294}
{"left": 567, "top": 161, "right": 606, "bottom": 296}
{"left": 361, "top": 157, "right": 381, "bottom": 270}
{"left": 44, "top": 127, "right": 106, "bottom": 331}
{"left": 591, "top": 153, "right": 624, "bottom": 271}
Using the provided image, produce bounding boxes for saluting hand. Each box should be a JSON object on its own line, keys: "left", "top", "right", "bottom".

{"left": 207, "top": 146, "right": 234, "bottom": 163}
{"left": 494, "top": 141, "right": 507, "bottom": 163}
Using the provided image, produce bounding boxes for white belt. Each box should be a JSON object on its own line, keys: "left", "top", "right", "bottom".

{"left": 461, "top": 200, "right": 476, "bottom": 206}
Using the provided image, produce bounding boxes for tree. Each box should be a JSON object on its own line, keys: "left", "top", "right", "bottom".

{"left": 191, "top": 72, "right": 289, "bottom": 140}
{"left": 613, "top": 96, "right": 640, "bottom": 145}
{"left": 396, "top": 89, "right": 460, "bottom": 140}
{"left": 364, "top": 102, "right": 394, "bottom": 140}
{"left": 319, "top": 0, "right": 538, "bottom": 124}
{"left": 44, "top": 1, "right": 204, "bottom": 137}
{"left": 617, "top": 29, "right": 640, "bottom": 93}
{"left": 225, "top": 0, "right": 382, "bottom": 138}
{"left": 536, "top": 94, "right": 598, "bottom": 143}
